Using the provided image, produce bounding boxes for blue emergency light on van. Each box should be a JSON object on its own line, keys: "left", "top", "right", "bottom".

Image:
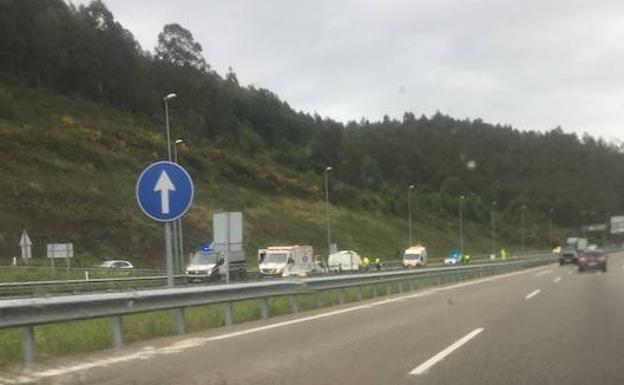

{"left": 197, "top": 242, "right": 214, "bottom": 254}
{"left": 444, "top": 250, "right": 461, "bottom": 266}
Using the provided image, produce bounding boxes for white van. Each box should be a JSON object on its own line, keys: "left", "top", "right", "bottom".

{"left": 328, "top": 250, "right": 362, "bottom": 272}
{"left": 186, "top": 242, "right": 246, "bottom": 282}
{"left": 403, "top": 245, "right": 428, "bottom": 268}
{"left": 258, "top": 245, "right": 315, "bottom": 277}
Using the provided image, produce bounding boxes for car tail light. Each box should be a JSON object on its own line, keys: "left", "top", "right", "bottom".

{"left": 598, "top": 256, "right": 607, "bottom": 262}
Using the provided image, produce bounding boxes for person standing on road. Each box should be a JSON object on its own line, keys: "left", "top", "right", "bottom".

{"left": 362, "top": 256, "right": 370, "bottom": 272}
{"left": 375, "top": 257, "right": 382, "bottom": 271}
{"left": 464, "top": 253, "right": 471, "bottom": 263}
{"left": 501, "top": 248, "right": 507, "bottom": 260}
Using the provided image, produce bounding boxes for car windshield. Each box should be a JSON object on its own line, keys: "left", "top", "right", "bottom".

{"left": 404, "top": 254, "right": 422, "bottom": 260}
{"left": 585, "top": 252, "right": 602, "bottom": 259}
{"left": 98, "top": 261, "right": 113, "bottom": 268}
{"left": 191, "top": 252, "right": 218, "bottom": 265}
{"left": 263, "top": 253, "right": 288, "bottom": 263}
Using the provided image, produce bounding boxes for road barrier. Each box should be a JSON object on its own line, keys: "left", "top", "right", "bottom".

{"left": 0, "top": 256, "right": 553, "bottom": 364}
{"left": 0, "top": 253, "right": 543, "bottom": 298}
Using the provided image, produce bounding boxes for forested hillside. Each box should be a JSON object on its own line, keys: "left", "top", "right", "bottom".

{"left": 0, "top": 0, "right": 622, "bottom": 263}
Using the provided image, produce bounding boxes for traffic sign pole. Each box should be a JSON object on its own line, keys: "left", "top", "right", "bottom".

{"left": 165, "top": 222, "right": 174, "bottom": 287}
{"left": 136, "top": 161, "right": 194, "bottom": 288}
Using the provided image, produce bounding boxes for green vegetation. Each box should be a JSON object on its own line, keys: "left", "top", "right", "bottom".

{"left": 0, "top": 0, "right": 619, "bottom": 266}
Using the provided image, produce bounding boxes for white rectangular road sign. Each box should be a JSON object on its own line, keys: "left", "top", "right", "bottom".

{"left": 213, "top": 212, "right": 243, "bottom": 244}
{"left": 610, "top": 216, "right": 624, "bottom": 235}
{"left": 47, "top": 243, "right": 74, "bottom": 259}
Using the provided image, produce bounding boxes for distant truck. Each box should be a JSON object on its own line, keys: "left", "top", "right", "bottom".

{"left": 403, "top": 245, "right": 428, "bottom": 268}
{"left": 186, "top": 242, "right": 246, "bottom": 282}
{"left": 258, "top": 245, "right": 316, "bottom": 277}
{"left": 328, "top": 250, "right": 362, "bottom": 272}
{"left": 566, "top": 237, "right": 588, "bottom": 251}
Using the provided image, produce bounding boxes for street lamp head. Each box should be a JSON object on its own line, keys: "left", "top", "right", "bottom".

{"left": 325, "top": 166, "right": 332, "bottom": 171}
{"left": 175, "top": 138, "right": 184, "bottom": 145}
{"left": 164, "top": 93, "right": 177, "bottom": 101}
{"left": 460, "top": 195, "right": 465, "bottom": 199}
{"left": 409, "top": 184, "right": 414, "bottom": 189}
{"left": 492, "top": 200, "right": 497, "bottom": 206}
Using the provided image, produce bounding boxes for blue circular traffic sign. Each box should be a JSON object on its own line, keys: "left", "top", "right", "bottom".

{"left": 136, "top": 161, "right": 194, "bottom": 222}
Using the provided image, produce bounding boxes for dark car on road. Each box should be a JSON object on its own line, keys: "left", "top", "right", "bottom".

{"left": 559, "top": 249, "right": 578, "bottom": 265}
{"left": 578, "top": 250, "right": 607, "bottom": 272}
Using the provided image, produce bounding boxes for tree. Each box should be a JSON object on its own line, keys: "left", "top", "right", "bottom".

{"left": 155, "top": 23, "right": 207, "bottom": 71}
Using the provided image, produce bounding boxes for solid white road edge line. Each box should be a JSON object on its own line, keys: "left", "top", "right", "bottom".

{"left": 525, "top": 289, "right": 541, "bottom": 300}
{"left": 0, "top": 264, "right": 549, "bottom": 384}
{"left": 409, "top": 328, "right": 484, "bottom": 375}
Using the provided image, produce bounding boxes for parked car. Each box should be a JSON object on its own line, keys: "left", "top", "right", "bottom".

{"left": 578, "top": 250, "right": 607, "bottom": 272}
{"left": 98, "top": 260, "right": 134, "bottom": 269}
{"left": 559, "top": 249, "right": 578, "bottom": 265}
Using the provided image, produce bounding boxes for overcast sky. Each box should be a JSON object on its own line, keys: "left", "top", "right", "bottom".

{"left": 75, "top": 0, "right": 624, "bottom": 140}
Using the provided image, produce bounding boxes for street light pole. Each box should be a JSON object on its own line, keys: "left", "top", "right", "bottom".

{"left": 459, "top": 195, "right": 465, "bottom": 256}
{"left": 324, "top": 166, "right": 332, "bottom": 256}
{"left": 408, "top": 185, "right": 414, "bottom": 246}
{"left": 549, "top": 208, "right": 554, "bottom": 248}
{"left": 174, "top": 138, "right": 185, "bottom": 272}
{"left": 164, "top": 93, "right": 176, "bottom": 162}
{"left": 163, "top": 93, "right": 177, "bottom": 286}
{"left": 521, "top": 205, "right": 527, "bottom": 253}
{"left": 491, "top": 201, "right": 497, "bottom": 258}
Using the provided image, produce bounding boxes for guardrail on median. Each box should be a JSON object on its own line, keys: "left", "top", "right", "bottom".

{"left": 0, "top": 256, "right": 554, "bottom": 364}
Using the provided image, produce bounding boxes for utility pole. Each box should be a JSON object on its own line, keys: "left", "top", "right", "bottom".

{"left": 459, "top": 195, "right": 465, "bottom": 256}
{"left": 324, "top": 166, "right": 332, "bottom": 256}
{"left": 549, "top": 208, "right": 554, "bottom": 248}
{"left": 491, "top": 201, "right": 497, "bottom": 257}
{"left": 163, "top": 93, "right": 176, "bottom": 285}
{"left": 174, "top": 138, "right": 185, "bottom": 272}
{"left": 408, "top": 185, "right": 414, "bottom": 245}
{"left": 521, "top": 205, "right": 527, "bottom": 253}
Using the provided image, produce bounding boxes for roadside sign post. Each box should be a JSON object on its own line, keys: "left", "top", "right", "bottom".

{"left": 136, "top": 161, "right": 194, "bottom": 287}
{"left": 47, "top": 243, "right": 73, "bottom": 273}
{"left": 19, "top": 230, "right": 32, "bottom": 261}
{"left": 213, "top": 212, "right": 242, "bottom": 284}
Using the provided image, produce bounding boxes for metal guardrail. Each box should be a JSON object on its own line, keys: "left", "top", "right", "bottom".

{"left": 0, "top": 256, "right": 553, "bottom": 364}
{"left": 0, "top": 254, "right": 542, "bottom": 298}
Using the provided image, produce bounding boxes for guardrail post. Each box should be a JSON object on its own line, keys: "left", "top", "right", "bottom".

{"left": 357, "top": 286, "right": 363, "bottom": 301}
{"left": 224, "top": 302, "right": 233, "bottom": 326}
{"left": 111, "top": 315, "right": 124, "bottom": 348}
{"left": 259, "top": 297, "right": 270, "bottom": 319}
{"left": 371, "top": 284, "right": 377, "bottom": 298}
{"left": 385, "top": 283, "right": 392, "bottom": 295}
{"left": 173, "top": 308, "right": 185, "bottom": 335}
{"left": 398, "top": 281, "right": 404, "bottom": 293}
{"left": 338, "top": 288, "right": 346, "bottom": 304}
{"left": 21, "top": 325, "right": 35, "bottom": 364}
{"left": 315, "top": 291, "right": 324, "bottom": 308}
{"left": 289, "top": 294, "right": 300, "bottom": 313}
{"left": 408, "top": 280, "right": 414, "bottom": 291}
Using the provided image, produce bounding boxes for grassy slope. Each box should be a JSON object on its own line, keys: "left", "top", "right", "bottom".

{"left": 0, "top": 83, "right": 515, "bottom": 268}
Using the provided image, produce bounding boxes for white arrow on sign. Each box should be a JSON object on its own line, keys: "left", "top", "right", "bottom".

{"left": 154, "top": 170, "right": 175, "bottom": 214}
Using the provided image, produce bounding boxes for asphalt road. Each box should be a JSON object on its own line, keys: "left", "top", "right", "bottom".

{"left": 3, "top": 253, "right": 623, "bottom": 385}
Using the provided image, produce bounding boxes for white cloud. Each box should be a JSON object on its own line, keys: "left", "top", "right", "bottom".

{"left": 74, "top": 0, "right": 624, "bottom": 140}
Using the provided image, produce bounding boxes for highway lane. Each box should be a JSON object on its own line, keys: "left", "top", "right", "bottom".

{"left": 2, "top": 254, "right": 621, "bottom": 385}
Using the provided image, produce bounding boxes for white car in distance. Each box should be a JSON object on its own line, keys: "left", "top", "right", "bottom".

{"left": 98, "top": 260, "right": 134, "bottom": 269}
